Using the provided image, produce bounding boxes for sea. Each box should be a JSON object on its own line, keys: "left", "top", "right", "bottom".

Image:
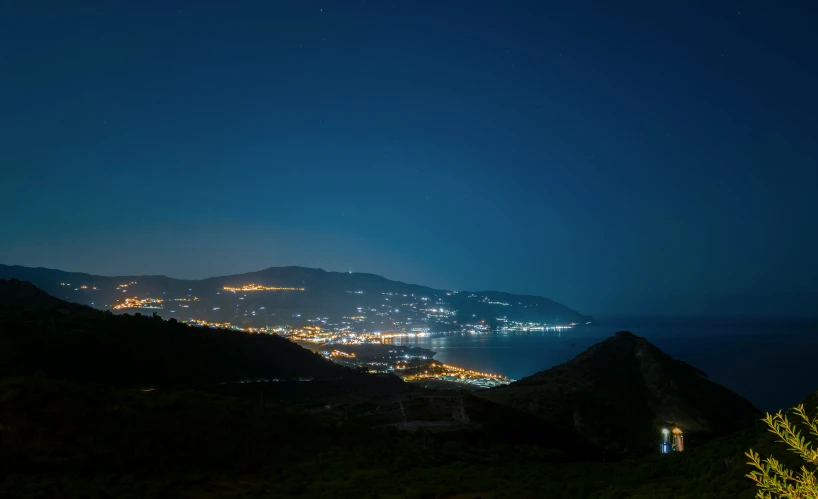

{"left": 389, "top": 317, "right": 818, "bottom": 413}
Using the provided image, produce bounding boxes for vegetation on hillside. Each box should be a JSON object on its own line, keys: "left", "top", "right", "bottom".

{"left": 746, "top": 403, "right": 818, "bottom": 498}
{"left": 0, "top": 375, "right": 801, "bottom": 499}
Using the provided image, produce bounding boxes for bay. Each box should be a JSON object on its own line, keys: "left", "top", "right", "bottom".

{"left": 389, "top": 316, "right": 818, "bottom": 413}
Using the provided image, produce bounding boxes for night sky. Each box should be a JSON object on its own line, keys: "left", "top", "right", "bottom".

{"left": 2, "top": 1, "right": 817, "bottom": 317}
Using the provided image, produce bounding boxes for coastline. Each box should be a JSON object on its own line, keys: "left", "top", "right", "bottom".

{"left": 294, "top": 339, "right": 512, "bottom": 388}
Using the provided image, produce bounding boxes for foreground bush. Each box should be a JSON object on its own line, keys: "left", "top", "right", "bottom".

{"left": 746, "top": 404, "right": 818, "bottom": 498}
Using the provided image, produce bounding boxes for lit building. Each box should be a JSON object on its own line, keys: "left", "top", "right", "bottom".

{"left": 660, "top": 428, "right": 671, "bottom": 454}
{"left": 672, "top": 427, "right": 684, "bottom": 452}
{"left": 660, "top": 427, "right": 684, "bottom": 453}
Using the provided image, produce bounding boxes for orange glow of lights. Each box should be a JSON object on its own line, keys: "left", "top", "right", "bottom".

{"left": 223, "top": 284, "right": 305, "bottom": 292}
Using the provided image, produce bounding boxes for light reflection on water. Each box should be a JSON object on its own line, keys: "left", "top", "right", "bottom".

{"left": 388, "top": 328, "right": 609, "bottom": 382}
{"left": 388, "top": 319, "right": 818, "bottom": 413}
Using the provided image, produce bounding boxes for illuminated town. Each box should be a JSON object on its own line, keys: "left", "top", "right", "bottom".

{"left": 399, "top": 362, "right": 510, "bottom": 388}
{"left": 52, "top": 280, "right": 586, "bottom": 389}
{"left": 180, "top": 319, "right": 511, "bottom": 388}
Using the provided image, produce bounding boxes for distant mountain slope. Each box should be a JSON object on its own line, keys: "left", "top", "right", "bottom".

{"left": 0, "top": 278, "right": 93, "bottom": 312}
{"left": 0, "top": 265, "right": 589, "bottom": 330}
{"left": 0, "top": 279, "right": 404, "bottom": 395}
{"left": 479, "top": 331, "right": 761, "bottom": 455}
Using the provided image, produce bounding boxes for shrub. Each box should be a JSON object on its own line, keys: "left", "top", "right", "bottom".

{"left": 746, "top": 404, "right": 818, "bottom": 498}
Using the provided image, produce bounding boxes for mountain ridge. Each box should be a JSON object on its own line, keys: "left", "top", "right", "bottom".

{"left": 0, "top": 264, "right": 576, "bottom": 300}
{"left": 0, "top": 264, "right": 589, "bottom": 331}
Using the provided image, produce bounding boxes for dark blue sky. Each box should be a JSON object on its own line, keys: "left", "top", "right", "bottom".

{"left": 2, "top": 1, "right": 817, "bottom": 316}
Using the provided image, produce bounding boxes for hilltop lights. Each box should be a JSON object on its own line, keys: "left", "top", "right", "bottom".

{"left": 223, "top": 284, "right": 305, "bottom": 292}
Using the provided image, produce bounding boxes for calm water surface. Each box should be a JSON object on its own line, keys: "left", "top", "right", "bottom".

{"left": 389, "top": 317, "right": 818, "bottom": 412}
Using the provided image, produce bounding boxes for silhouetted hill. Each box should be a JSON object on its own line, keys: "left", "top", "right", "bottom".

{"left": 0, "top": 279, "right": 404, "bottom": 395}
{"left": 0, "top": 278, "right": 97, "bottom": 315}
{"left": 479, "top": 331, "right": 761, "bottom": 455}
{"left": 0, "top": 264, "right": 589, "bottom": 330}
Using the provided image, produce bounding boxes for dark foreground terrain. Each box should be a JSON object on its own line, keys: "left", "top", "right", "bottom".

{"left": 0, "top": 279, "right": 811, "bottom": 498}
{"left": 3, "top": 376, "right": 807, "bottom": 499}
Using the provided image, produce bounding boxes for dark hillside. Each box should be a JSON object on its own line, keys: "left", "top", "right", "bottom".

{"left": 0, "top": 278, "right": 97, "bottom": 315}
{"left": 0, "top": 375, "right": 795, "bottom": 499}
{"left": 0, "top": 279, "right": 404, "bottom": 395}
{"left": 480, "top": 331, "right": 761, "bottom": 455}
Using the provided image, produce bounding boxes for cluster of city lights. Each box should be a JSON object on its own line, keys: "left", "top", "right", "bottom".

{"left": 401, "top": 362, "right": 511, "bottom": 387}
{"left": 185, "top": 318, "right": 271, "bottom": 334}
{"left": 113, "top": 297, "right": 163, "bottom": 310}
{"left": 60, "top": 282, "right": 98, "bottom": 290}
{"left": 222, "top": 284, "right": 305, "bottom": 292}
{"left": 499, "top": 323, "right": 575, "bottom": 332}
{"left": 329, "top": 350, "right": 356, "bottom": 358}
{"left": 439, "top": 363, "right": 505, "bottom": 379}
{"left": 187, "top": 318, "right": 233, "bottom": 329}
{"left": 182, "top": 316, "right": 510, "bottom": 387}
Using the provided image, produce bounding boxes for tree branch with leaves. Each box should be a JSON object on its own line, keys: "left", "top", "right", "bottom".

{"left": 746, "top": 404, "right": 818, "bottom": 498}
